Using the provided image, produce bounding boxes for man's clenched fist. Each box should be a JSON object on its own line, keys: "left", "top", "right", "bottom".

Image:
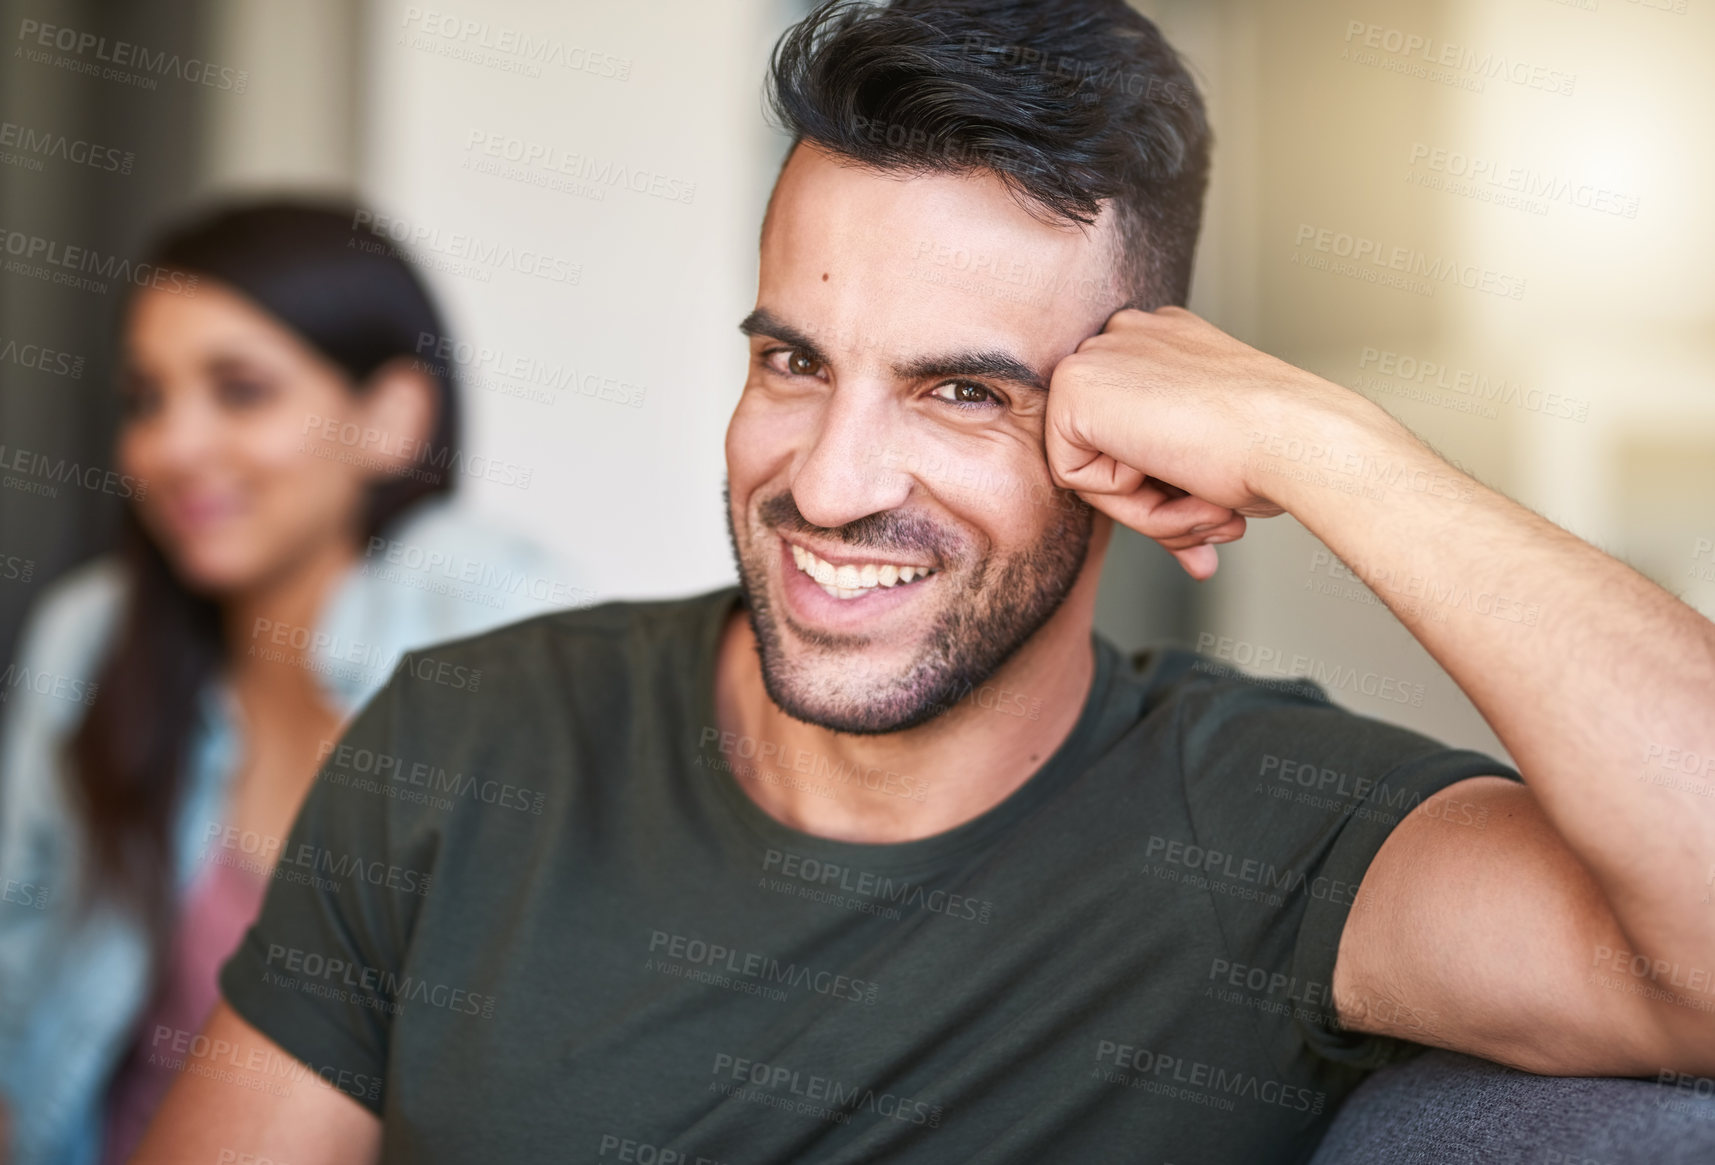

{"left": 1044, "top": 306, "right": 1367, "bottom": 578}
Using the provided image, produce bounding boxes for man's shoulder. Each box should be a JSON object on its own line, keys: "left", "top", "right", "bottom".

{"left": 1121, "top": 645, "right": 1468, "bottom": 783}
{"left": 1124, "top": 644, "right": 1339, "bottom": 731}
{"left": 1121, "top": 645, "right": 1518, "bottom": 836}
{"left": 380, "top": 584, "right": 739, "bottom": 693}
{"left": 1128, "top": 645, "right": 1331, "bottom": 704}
{"left": 314, "top": 587, "right": 740, "bottom": 827}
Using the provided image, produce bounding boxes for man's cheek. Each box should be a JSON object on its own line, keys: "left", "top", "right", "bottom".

{"left": 724, "top": 398, "right": 802, "bottom": 481}
{"left": 930, "top": 451, "right": 1054, "bottom": 540}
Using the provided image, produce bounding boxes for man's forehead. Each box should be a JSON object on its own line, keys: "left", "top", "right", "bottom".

{"left": 764, "top": 143, "right": 1116, "bottom": 275}
{"left": 757, "top": 143, "right": 1123, "bottom": 365}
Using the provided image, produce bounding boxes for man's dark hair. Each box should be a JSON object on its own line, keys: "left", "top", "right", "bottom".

{"left": 766, "top": 0, "right": 1212, "bottom": 310}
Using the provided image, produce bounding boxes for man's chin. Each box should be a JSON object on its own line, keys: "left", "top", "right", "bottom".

{"left": 756, "top": 667, "right": 960, "bottom": 737}
{"left": 747, "top": 618, "right": 964, "bottom": 736}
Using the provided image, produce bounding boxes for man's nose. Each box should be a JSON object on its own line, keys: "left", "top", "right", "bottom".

{"left": 789, "top": 385, "right": 913, "bottom": 531}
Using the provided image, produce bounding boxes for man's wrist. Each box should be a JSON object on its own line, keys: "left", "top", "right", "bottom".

{"left": 1244, "top": 376, "right": 1434, "bottom": 518}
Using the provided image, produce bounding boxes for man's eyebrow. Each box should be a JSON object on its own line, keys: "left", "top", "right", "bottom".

{"left": 893, "top": 350, "right": 1050, "bottom": 394}
{"left": 738, "top": 308, "right": 831, "bottom": 367}
{"left": 738, "top": 307, "right": 1050, "bottom": 393}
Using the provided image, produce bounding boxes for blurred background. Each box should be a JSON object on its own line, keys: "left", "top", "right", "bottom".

{"left": 3, "top": 0, "right": 1712, "bottom": 768}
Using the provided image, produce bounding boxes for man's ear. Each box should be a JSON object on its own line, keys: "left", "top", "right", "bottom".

{"left": 354, "top": 357, "right": 439, "bottom": 480}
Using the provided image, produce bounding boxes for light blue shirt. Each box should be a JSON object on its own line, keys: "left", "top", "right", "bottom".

{"left": 0, "top": 499, "right": 588, "bottom": 1165}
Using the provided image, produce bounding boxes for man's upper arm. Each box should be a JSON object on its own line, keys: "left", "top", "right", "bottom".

{"left": 1333, "top": 775, "right": 1714, "bottom": 1076}
{"left": 130, "top": 1000, "right": 381, "bottom": 1164}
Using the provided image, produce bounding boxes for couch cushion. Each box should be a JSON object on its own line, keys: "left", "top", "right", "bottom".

{"left": 1309, "top": 1050, "right": 1715, "bottom": 1165}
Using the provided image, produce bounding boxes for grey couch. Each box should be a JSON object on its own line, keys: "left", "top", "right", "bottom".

{"left": 1310, "top": 1050, "right": 1715, "bottom": 1164}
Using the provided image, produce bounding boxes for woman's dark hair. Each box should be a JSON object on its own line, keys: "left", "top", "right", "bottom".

{"left": 67, "top": 199, "right": 461, "bottom": 970}
{"left": 766, "top": 0, "right": 1212, "bottom": 309}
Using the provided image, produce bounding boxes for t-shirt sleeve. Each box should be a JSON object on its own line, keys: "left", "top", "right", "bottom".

{"left": 217, "top": 655, "right": 437, "bottom": 1115}
{"left": 1171, "top": 667, "right": 1523, "bottom": 1074}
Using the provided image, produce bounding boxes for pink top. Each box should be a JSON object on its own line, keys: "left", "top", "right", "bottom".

{"left": 100, "top": 851, "right": 270, "bottom": 1164}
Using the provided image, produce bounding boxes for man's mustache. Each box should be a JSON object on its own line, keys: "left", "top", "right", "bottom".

{"left": 757, "top": 491, "right": 959, "bottom": 566}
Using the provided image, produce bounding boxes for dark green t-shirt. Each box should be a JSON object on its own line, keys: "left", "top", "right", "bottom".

{"left": 218, "top": 585, "right": 1519, "bottom": 1164}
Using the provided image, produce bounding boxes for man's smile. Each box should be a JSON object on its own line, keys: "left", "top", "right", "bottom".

{"left": 784, "top": 535, "right": 940, "bottom": 600}
{"left": 775, "top": 533, "right": 945, "bottom": 632}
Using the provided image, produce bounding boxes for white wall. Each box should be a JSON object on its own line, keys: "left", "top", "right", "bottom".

{"left": 355, "top": 0, "right": 802, "bottom": 601}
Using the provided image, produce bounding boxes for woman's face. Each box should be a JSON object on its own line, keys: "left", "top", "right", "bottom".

{"left": 117, "top": 280, "right": 390, "bottom": 596}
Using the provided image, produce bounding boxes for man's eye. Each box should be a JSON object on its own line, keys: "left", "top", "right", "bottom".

{"left": 930, "top": 381, "right": 999, "bottom": 409}
{"left": 760, "top": 346, "right": 823, "bottom": 378}
{"left": 784, "top": 349, "right": 821, "bottom": 376}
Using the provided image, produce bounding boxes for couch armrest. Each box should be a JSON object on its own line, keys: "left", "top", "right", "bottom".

{"left": 1309, "top": 1049, "right": 1715, "bottom": 1165}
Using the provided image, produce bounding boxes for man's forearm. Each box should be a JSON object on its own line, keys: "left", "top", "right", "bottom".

{"left": 1249, "top": 391, "right": 1715, "bottom": 984}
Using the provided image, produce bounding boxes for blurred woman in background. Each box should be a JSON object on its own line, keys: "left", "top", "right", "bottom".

{"left": 0, "top": 200, "right": 576, "bottom": 1165}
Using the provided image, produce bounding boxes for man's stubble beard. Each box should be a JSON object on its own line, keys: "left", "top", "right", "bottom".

{"left": 722, "top": 478, "right": 1094, "bottom": 736}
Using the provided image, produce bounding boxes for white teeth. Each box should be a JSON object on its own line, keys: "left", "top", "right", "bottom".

{"left": 790, "top": 542, "right": 935, "bottom": 598}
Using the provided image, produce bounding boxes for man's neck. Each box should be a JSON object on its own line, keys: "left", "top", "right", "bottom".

{"left": 711, "top": 598, "right": 1099, "bottom": 845}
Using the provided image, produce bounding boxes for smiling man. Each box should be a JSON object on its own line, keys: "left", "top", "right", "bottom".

{"left": 137, "top": 1, "right": 1715, "bottom": 1163}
